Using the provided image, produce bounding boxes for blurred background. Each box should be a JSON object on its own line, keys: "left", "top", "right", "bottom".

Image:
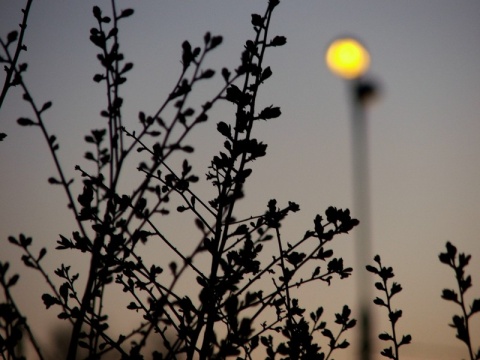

{"left": 1, "top": 1, "right": 479, "bottom": 359}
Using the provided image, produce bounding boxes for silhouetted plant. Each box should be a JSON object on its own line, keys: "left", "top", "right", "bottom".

{"left": 0, "top": 0, "right": 33, "bottom": 141}
{"left": 366, "top": 255, "right": 411, "bottom": 360}
{"left": 0, "top": 1, "right": 359, "bottom": 359}
{"left": 3, "top": 1, "right": 478, "bottom": 359}
{"left": 439, "top": 241, "right": 480, "bottom": 360}
{"left": 0, "top": 262, "right": 26, "bottom": 359}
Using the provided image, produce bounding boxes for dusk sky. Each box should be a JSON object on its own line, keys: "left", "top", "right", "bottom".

{"left": 1, "top": 1, "right": 480, "bottom": 359}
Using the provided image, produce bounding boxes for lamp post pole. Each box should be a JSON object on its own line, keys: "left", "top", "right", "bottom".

{"left": 351, "top": 78, "right": 376, "bottom": 360}
{"left": 326, "top": 37, "right": 377, "bottom": 360}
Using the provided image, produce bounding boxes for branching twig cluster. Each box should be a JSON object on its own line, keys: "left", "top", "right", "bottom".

{"left": 1, "top": 1, "right": 358, "bottom": 359}
{"left": 0, "top": 0, "right": 33, "bottom": 141}
{"left": 439, "top": 242, "right": 480, "bottom": 360}
{"left": 366, "top": 255, "right": 411, "bottom": 360}
{"left": 3, "top": 1, "right": 478, "bottom": 359}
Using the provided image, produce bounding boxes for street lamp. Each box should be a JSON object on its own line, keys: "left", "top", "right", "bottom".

{"left": 326, "top": 37, "right": 377, "bottom": 360}
{"left": 326, "top": 38, "right": 370, "bottom": 79}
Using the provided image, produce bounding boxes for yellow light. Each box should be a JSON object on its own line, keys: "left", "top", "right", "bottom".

{"left": 326, "top": 38, "right": 370, "bottom": 79}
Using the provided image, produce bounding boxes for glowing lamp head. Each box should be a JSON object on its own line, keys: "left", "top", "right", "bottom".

{"left": 326, "top": 38, "right": 370, "bottom": 79}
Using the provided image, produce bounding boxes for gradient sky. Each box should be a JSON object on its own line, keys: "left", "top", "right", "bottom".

{"left": 1, "top": 1, "right": 480, "bottom": 359}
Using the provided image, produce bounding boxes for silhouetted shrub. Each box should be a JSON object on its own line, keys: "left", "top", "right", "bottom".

{"left": 1, "top": 1, "right": 358, "bottom": 359}
{"left": 1, "top": 1, "right": 478, "bottom": 360}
